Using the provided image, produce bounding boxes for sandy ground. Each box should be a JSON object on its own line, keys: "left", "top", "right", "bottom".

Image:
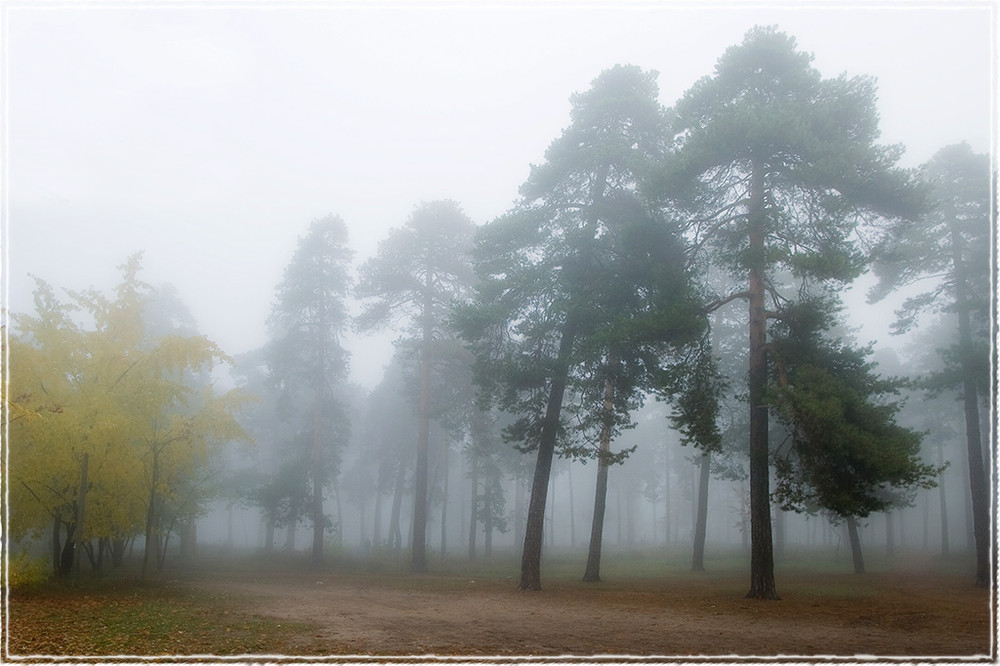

{"left": 186, "top": 564, "right": 994, "bottom": 659}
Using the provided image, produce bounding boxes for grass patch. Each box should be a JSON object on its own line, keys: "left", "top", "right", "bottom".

{"left": 7, "top": 578, "right": 316, "bottom": 657}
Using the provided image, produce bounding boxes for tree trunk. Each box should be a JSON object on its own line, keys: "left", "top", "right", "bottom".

{"left": 885, "top": 512, "right": 895, "bottom": 557}
{"left": 440, "top": 442, "right": 449, "bottom": 559}
{"left": 110, "top": 537, "right": 128, "bottom": 568}
{"left": 412, "top": 265, "right": 435, "bottom": 574}
{"left": 547, "top": 474, "right": 556, "bottom": 548}
{"left": 468, "top": 450, "right": 478, "bottom": 560}
{"left": 372, "top": 472, "right": 384, "bottom": 547}
{"left": 264, "top": 510, "right": 275, "bottom": 552}
{"left": 846, "top": 515, "right": 864, "bottom": 574}
{"left": 389, "top": 459, "right": 405, "bottom": 554}
{"left": 692, "top": 451, "right": 711, "bottom": 571}
{"left": 59, "top": 522, "right": 75, "bottom": 577}
{"left": 567, "top": 462, "right": 576, "bottom": 548}
{"left": 746, "top": 157, "right": 779, "bottom": 600}
{"left": 663, "top": 448, "right": 671, "bottom": 547}
{"left": 142, "top": 449, "right": 159, "bottom": 579}
{"left": 582, "top": 451, "right": 610, "bottom": 582}
{"left": 73, "top": 453, "right": 88, "bottom": 585}
{"left": 583, "top": 364, "right": 616, "bottom": 582}
{"left": 285, "top": 515, "right": 297, "bottom": 551}
{"left": 951, "top": 221, "right": 990, "bottom": 587}
{"left": 52, "top": 514, "right": 62, "bottom": 576}
{"left": 311, "top": 398, "right": 324, "bottom": 568}
{"left": 334, "top": 480, "right": 344, "bottom": 548}
{"left": 96, "top": 538, "right": 107, "bottom": 572}
{"left": 484, "top": 479, "right": 495, "bottom": 558}
{"left": 520, "top": 318, "right": 577, "bottom": 590}
{"left": 938, "top": 442, "right": 950, "bottom": 555}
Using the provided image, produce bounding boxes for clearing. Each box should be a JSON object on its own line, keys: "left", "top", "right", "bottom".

{"left": 7, "top": 551, "right": 993, "bottom": 660}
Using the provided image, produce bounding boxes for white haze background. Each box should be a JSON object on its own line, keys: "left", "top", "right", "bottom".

{"left": 3, "top": 1, "right": 995, "bottom": 388}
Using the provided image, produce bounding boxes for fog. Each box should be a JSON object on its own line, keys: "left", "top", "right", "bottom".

{"left": 5, "top": 2, "right": 992, "bottom": 388}
{"left": 3, "top": 0, "right": 994, "bottom": 588}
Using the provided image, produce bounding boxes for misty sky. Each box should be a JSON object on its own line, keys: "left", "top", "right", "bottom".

{"left": 3, "top": 1, "right": 994, "bottom": 388}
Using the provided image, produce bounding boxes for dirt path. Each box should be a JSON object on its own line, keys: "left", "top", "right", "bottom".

{"left": 187, "top": 568, "right": 993, "bottom": 659}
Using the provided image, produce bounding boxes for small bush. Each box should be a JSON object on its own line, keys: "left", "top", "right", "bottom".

{"left": 7, "top": 551, "right": 51, "bottom": 588}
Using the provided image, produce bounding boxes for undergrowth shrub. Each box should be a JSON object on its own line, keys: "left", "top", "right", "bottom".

{"left": 7, "top": 551, "right": 50, "bottom": 587}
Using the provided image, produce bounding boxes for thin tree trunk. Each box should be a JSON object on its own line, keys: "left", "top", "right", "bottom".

{"left": 846, "top": 515, "right": 864, "bottom": 574}
{"left": 334, "top": 480, "right": 344, "bottom": 548}
{"left": 520, "top": 318, "right": 577, "bottom": 590}
{"left": 885, "top": 512, "right": 895, "bottom": 557}
{"left": 583, "top": 449, "right": 611, "bottom": 582}
{"left": 311, "top": 397, "right": 324, "bottom": 567}
{"left": 514, "top": 475, "right": 525, "bottom": 553}
{"left": 663, "top": 448, "right": 671, "bottom": 547}
{"left": 939, "top": 442, "right": 950, "bottom": 555}
{"left": 372, "top": 476, "right": 384, "bottom": 547}
{"left": 52, "top": 514, "right": 62, "bottom": 576}
{"left": 389, "top": 460, "right": 405, "bottom": 554}
{"left": 746, "top": 156, "right": 779, "bottom": 600}
{"left": 142, "top": 449, "right": 159, "bottom": 579}
{"left": 547, "top": 474, "right": 555, "bottom": 547}
{"left": 264, "top": 510, "right": 275, "bottom": 552}
{"left": 285, "top": 512, "right": 297, "bottom": 551}
{"left": 692, "top": 451, "right": 710, "bottom": 571}
{"left": 484, "top": 479, "right": 495, "bottom": 558}
{"left": 72, "top": 453, "right": 88, "bottom": 585}
{"left": 468, "top": 449, "right": 478, "bottom": 560}
{"left": 568, "top": 462, "right": 576, "bottom": 548}
{"left": 440, "top": 442, "right": 449, "bottom": 559}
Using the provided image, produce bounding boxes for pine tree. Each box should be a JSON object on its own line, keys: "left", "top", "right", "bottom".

{"left": 267, "top": 215, "right": 353, "bottom": 567}
{"left": 653, "top": 27, "right": 924, "bottom": 598}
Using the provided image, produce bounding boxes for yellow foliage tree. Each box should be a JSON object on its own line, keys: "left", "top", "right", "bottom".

{"left": 5, "top": 253, "right": 247, "bottom": 577}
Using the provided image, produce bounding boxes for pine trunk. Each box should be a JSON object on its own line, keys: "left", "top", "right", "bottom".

{"left": 312, "top": 399, "right": 324, "bottom": 567}
{"left": 412, "top": 267, "right": 434, "bottom": 573}
{"left": 746, "top": 157, "right": 779, "bottom": 600}
{"left": 520, "top": 319, "right": 577, "bottom": 591}
{"left": 389, "top": 460, "right": 405, "bottom": 553}
{"left": 468, "top": 451, "right": 478, "bottom": 560}
{"left": 938, "top": 442, "right": 950, "bottom": 555}
{"left": 951, "top": 221, "right": 990, "bottom": 587}
{"left": 846, "top": 516, "right": 864, "bottom": 574}
{"left": 583, "top": 364, "right": 616, "bottom": 582}
{"left": 691, "top": 451, "right": 710, "bottom": 571}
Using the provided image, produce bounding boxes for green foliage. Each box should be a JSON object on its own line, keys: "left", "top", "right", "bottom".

{"left": 458, "top": 65, "right": 706, "bottom": 463}
{"left": 257, "top": 215, "right": 354, "bottom": 559}
{"left": 870, "top": 142, "right": 991, "bottom": 322}
{"left": 356, "top": 199, "right": 476, "bottom": 337}
{"left": 769, "top": 300, "right": 940, "bottom": 518}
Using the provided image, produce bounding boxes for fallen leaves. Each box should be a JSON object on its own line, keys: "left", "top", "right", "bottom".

{"left": 5, "top": 581, "right": 315, "bottom": 658}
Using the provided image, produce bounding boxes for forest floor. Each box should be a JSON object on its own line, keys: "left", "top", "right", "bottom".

{"left": 6, "top": 548, "right": 994, "bottom": 661}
